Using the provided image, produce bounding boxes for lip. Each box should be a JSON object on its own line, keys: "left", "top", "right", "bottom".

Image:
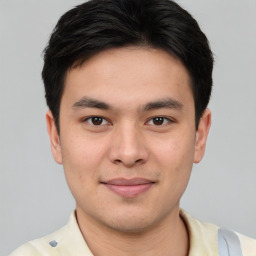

{"left": 101, "top": 178, "right": 155, "bottom": 198}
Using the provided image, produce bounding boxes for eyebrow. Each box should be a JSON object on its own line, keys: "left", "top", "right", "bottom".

{"left": 143, "top": 98, "right": 183, "bottom": 111}
{"left": 72, "top": 97, "right": 111, "bottom": 110}
{"left": 72, "top": 96, "right": 183, "bottom": 112}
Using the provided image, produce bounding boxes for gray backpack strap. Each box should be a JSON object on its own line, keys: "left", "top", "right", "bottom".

{"left": 218, "top": 228, "right": 243, "bottom": 256}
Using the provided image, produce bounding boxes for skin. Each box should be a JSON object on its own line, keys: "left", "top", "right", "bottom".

{"left": 46, "top": 47, "right": 211, "bottom": 256}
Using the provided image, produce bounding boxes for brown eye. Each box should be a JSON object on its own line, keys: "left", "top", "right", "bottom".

{"left": 147, "top": 117, "right": 171, "bottom": 126}
{"left": 152, "top": 117, "right": 165, "bottom": 125}
{"left": 91, "top": 116, "right": 104, "bottom": 125}
{"left": 85, "top": 116, "right": 108, "bottom": 126}
{"left": 83, "top": 116, "right": 110, "bottom": 128}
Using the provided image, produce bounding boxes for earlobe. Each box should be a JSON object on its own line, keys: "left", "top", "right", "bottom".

{"left": 194, "top": 109, "right": 211, "bottom": 163}
{"left": 46, "top": 110, "right": 63, "bottom": 164}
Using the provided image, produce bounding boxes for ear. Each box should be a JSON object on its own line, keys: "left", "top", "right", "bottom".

{"left": 194, "top": 109, "right": 211, "bottom": 163}
{"left": 46, "top": 110, "right": 63, "bottom": 164}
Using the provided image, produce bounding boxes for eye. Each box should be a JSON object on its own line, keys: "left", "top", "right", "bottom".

{"left": 84, "top": 116, "right": 109, "bottom": 126}
{"left": 147, "top": 117, "right": 172, "bottom": 126}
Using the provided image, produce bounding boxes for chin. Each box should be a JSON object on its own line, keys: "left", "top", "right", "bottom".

{"left": 107, "top": 219, "right": 154, "bottom": 234}
{"left": 99, "top": 209, "right": 160, "bottom": 234}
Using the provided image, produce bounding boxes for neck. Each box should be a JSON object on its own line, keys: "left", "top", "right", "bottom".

{"left": 76, "top": 207, "right": 189, "bottom": 256}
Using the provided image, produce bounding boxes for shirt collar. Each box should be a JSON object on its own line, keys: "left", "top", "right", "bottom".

{"left": 59, "top": 211, "right": 94, "bottom": 255}
{"left": 180, "top": 209, "right": 219, "bottom": 256}
{"left": 61, "top": 210, "right": 219, "bottom": 256}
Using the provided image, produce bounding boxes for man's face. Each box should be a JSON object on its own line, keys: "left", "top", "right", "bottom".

{"left": 47, "top": 47, "right": 210, "bottom": 232}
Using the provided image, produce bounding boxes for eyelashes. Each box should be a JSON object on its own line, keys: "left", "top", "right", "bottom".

{"left": 84, "top": 116, "right": 110, "bottom": 126}
{"left": 146, "top": 117, "right": 173, "bottom": 126}
{"left": 82, "top": 116, "right": 174, "bottom": 127}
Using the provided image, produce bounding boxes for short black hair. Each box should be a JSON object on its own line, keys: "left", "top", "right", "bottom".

{"left": 42, "top": 0, "right": 213, "bottom": 132}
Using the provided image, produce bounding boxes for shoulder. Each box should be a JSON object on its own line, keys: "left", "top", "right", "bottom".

{"left": 9, "top": 226, "right": 67, "bottom": 256}
{"left": 237, "top": 232, "right": 256, "bottom": 256}
{"left": 180, "top": 209, "right": 256, "bottom": 255}
{"left": 9, "top": 211, "right": 93, "bottom": 256}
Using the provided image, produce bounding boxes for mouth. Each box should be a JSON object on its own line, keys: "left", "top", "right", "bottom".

{"left": 101, "top": 178, "right": 155, "bottom": 198}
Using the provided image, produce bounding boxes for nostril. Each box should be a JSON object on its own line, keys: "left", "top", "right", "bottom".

{"left": 114, "top": 159, "right": 122, "bottom": 164}
{"left": 112, "top": 158, "right": 144, "bottom": 167}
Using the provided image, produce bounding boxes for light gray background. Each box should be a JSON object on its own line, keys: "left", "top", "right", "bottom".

{"left": 1, "top": 0, "right": 255, "bottom": 255}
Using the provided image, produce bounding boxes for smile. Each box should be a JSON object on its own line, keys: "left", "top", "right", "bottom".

{"left": 102, "top": 178, "right": 155, "bottom": 198}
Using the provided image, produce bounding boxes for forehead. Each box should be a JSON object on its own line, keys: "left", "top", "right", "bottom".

{"left": 62, "top": 47, "right": 194, "bottom": 110}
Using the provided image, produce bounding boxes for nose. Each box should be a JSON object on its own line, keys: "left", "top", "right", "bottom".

{"left": 109, "top": 123, "right": 149, "bottom": 167}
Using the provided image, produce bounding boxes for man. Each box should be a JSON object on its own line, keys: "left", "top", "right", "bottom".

{"left": 10, "top": 0, "right": 256, "bottom": 255}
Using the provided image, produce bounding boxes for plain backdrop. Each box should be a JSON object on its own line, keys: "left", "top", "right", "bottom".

{"left": 1, "top": 0, "right": 255, "bottom": 255}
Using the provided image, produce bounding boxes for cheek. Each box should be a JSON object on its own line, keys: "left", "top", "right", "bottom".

{"left": 151, "top": 132, "right": 195, "bottom": 168}
{"left": 62, "top": 133, "right": 106, "bottom": 165}
{"left": 60, "top": 134, "right": 108, "bottom": 188}
{"left": 149, "top": 131, "right": 195, "bottom": 195}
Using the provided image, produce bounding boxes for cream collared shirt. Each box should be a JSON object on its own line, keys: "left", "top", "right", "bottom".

{"left": 10, "top": 210, "right": 256, "bottom": 256}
